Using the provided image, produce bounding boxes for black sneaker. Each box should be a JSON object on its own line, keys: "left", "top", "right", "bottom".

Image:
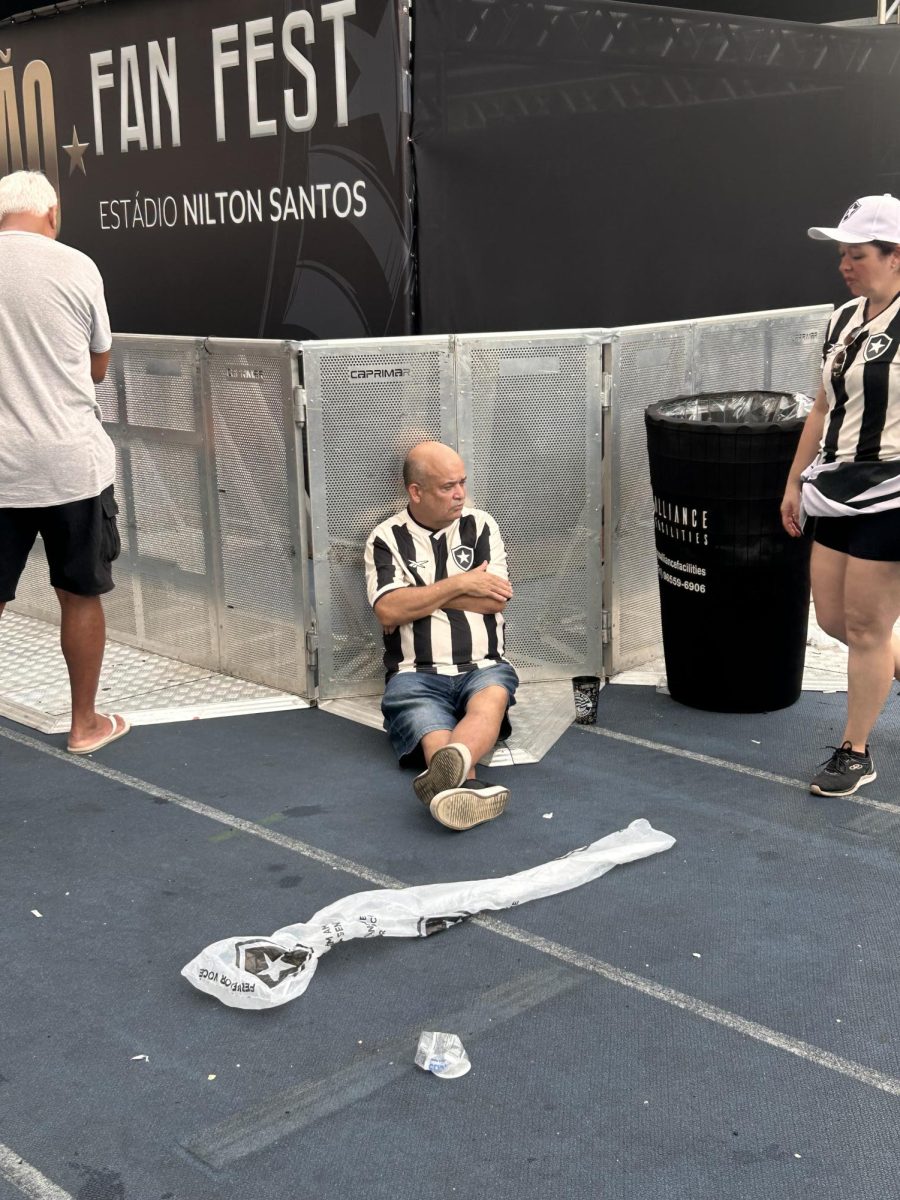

{"left": 430, "top": 779, "right": 510, "bottom": 831}
{"left": 809, "top": 742, "right": 876, "bottom": 797}
{"left": 413, "top": 742, "right": 471, "bottom": 807}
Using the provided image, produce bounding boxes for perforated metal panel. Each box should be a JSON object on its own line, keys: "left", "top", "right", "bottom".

{"left": 123, "top": 346, "right": 200, "bottom": 431}
{"left": 304, "top": 337, "right": 455, "bottom": 698}
{"left": 604, "top": 304, "right": 832, "bottom": 675}
{"left": 11, "top": 335, "right": 312, "bottom": 699}
{"left": 204, "top": 340, "right": 310, "bottom": 695}
{"left": 457, "top": 332, "right": 604, "bottom": 681}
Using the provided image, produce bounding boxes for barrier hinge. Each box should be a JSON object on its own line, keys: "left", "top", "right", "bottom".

{"left": 293, "top": 386, "right": 307, "bottom": 426}
{"left": 305, "top": 628, "right": 318, "bottom": 668}
{"left": 600, "top": 372, "right": 612, "bottom": 410}
{"left": 601, "top": 609, "right": 611, "bottom": 645}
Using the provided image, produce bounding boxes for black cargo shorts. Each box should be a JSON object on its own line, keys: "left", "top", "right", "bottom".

{"left": 0, "top": 484, "right": 121, "bottom": 601}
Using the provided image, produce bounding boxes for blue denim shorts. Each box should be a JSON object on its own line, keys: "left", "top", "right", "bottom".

{"left": 381, "top": 663, "right": 519, "bottom": 765}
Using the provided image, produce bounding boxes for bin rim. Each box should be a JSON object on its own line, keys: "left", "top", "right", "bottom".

{"left": 645, "top": 389, "right": 809, "bottom": 431}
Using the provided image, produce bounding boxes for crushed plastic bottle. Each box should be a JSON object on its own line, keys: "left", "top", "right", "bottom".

{"left": 415, "top": 1031, "right": 471, "bottom": 1079}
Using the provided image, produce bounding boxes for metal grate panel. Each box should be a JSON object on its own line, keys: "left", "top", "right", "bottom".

{"left": 457, "top": 332, "right": 603, "bottom": 680}
{"left": 606, "top": 325, "right": 692, "bottom": 675}
{"left": 304, "top": 338, "right": 455, "bottom": 698}
{"left": 123, "top": 346, "right": 200, "bottom": 432}
{"left": 10, "top": 335, "right": 312, "bottom": 700}
{"left": 604, "top": 304, "right": 832, "bottom": 676}
{"left": 128, "top": 442, "right": 207, "bottom": 575}
{"left": 205, "top": 341, "right": 310, "bottom": 695}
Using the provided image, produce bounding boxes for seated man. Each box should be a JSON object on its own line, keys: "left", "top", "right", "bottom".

{"left": 364, "top": 442, "right": 519, "bottom": 831}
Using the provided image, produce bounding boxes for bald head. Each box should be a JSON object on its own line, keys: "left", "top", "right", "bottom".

{"left": 403, "top": 442, "right": 467, "bottom": 529}
{"left": 403, "top": 441, "right": 463, "bottom": 488}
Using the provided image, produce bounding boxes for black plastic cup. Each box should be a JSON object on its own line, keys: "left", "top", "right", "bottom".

{"left": 572, "top": 676, "right": 601, "bottom": 724}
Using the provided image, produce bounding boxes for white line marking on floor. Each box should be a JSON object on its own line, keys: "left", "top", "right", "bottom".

{"left": 0, "top": 726, "right": 404, "bottom": 889}
{"left": 476, "top": 916, "right": 900, "bottom": 1098}
{"left": 0, "top": 1143, "right": 74, "bottom": 1200}
{"left": 4, "top": 724, "right": 900, "bottom": 1100}
{"left": 581, "top": 725, "right": 900, "bottom": 816}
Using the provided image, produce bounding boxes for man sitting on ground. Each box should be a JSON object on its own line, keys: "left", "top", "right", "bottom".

{"left": 364, "top": 442, "right": 519, "bottom": 831}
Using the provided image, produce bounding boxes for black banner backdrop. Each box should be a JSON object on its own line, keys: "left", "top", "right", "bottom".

{"left": 412, "top": 0, "right": 900, "bottom": 335}
{"left": 0, "top": 0, "right": 413, "bottom": 338}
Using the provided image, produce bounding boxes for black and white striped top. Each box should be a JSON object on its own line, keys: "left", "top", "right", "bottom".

{"left": 801, "top": 292, "right": 900, "bottom": 517}
{"left": 364, "top": 507, "right": 510, "bottom": 678}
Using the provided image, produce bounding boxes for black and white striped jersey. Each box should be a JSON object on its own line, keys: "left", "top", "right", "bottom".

{"left": 802, "top": 292, "right": 900, "bottom": 517}
{"left": 364, "top": 506, "right": 510, "bottom": 678}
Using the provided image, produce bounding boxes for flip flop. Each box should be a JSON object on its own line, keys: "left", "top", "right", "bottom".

{"left": 67, "top": 713, "right": 131, "bottom": 755}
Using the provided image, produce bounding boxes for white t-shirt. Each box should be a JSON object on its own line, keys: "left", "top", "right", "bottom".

{"left": 0, "top": 231, "right": 114, "bottom": 507}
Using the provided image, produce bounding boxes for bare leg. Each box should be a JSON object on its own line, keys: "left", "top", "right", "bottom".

{"left": 421, "top": 728, "right": 454, "bottom": 764}
{"left": 420, "top": 685, "right": 509, "bottom": 777}
{"left": 55, "top": 589, "right": 122, "bottom": 749}
{"left": 813, "top": 542, "right": 900, "bottom": 680}
{"left": 841, "top": 559, "right": 900, "bottom": 752}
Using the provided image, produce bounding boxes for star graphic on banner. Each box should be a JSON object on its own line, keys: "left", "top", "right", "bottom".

{"left": 257, "top": 953, "right": 295, "bottom": 983}
{"left": 344, "top": 4, "right": 405, "bottom": 172}
{"left": 62, "top": 127, "right": 90, "bottom": 177}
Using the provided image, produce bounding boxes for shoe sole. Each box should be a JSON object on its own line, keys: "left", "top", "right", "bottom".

{"left": 414, "top": 744, "right": 471, "bottom": 806}
{"left": 430, "top": 785, "right": 509, "bottom": 831}
{"left": 810, "top": 769, "right": 877, "bottom": 797}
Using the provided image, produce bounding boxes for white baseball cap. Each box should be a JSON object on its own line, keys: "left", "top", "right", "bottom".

{"left": 808, "top": 194, "right": 900, "bottom": 244}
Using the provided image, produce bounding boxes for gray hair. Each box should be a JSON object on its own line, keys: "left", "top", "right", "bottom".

{"left": 0, "top": 170, "right": 58, "bottom": 220}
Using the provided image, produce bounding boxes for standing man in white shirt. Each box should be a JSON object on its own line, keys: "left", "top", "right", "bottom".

{"left": 0, "top": 170, "right": 130, "bottom": 754}
{"left": 365, "top": 441, "right": 518, "bottom": 831}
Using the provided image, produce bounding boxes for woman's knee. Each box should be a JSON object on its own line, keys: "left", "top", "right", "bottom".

{"left": 844, "top": 610, "right": 893, "bottom": 650}
{"left": 815, "top": 609, "right": 847, "bottom": 643}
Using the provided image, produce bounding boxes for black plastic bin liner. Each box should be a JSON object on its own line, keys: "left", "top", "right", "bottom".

{"left": 644, "top": 391, "right": 813, "bottom": 714}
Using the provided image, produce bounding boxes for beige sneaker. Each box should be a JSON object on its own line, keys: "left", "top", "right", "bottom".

{"left": 430, "top": 780, "right": 510, "bottom": 831}
{"left": 414, "top": 742, "right": 472, "bottom": 806}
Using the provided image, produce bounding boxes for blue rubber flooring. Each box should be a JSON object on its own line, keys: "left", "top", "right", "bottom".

{"left": 1, "top": 685, "right": 899, "bottom": 1200}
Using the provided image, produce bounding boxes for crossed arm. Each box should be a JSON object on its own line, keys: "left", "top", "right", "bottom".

{"left": 373, "top": 561, "right": 513, "bottom": 630}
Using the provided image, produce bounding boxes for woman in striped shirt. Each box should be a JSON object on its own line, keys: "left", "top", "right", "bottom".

{"left": 781, "top": 194, "right": 900, "bottom": 797}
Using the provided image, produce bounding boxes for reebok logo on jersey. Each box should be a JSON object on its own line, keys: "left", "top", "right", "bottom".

{"left": 864, "top": 334, "right": 894, "bottom": 363}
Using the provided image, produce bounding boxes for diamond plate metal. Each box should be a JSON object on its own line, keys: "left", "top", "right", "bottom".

{"left": 0, "top": 612, "right": 306, "bottom": 734}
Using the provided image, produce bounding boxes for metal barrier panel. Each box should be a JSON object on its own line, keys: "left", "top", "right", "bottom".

{"left": 303, "top": 337, "right": 456, "bottom": 698}
{"left": 203, "top": 340, "right": 312, "bottom": 696}
{"left": 12, "top": 335, "right": 216, "bottom": 659}
{"left": 604, "top": 304, "right": 833, "bottom": 676}
{"left": 11, "top": 335, "right": 312, "bottom": 698}
{"left": 456, "top": 331, "right": 604, "bottom": 681}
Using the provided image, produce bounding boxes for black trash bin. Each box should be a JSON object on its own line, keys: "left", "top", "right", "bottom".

{"left": 644, "top": 391, "right": 813, "bottom": 713}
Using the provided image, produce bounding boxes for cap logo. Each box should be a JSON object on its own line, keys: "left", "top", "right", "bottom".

{"left": 842, "top": 200, "right": 862, "bottom": 223}
{"left": 864, "top": 333, "right": 894, "bottom": 363}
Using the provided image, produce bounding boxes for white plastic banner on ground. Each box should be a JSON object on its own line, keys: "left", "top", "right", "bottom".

{"left": 182, "top": 819, "right": 675, "bottom": 1010}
